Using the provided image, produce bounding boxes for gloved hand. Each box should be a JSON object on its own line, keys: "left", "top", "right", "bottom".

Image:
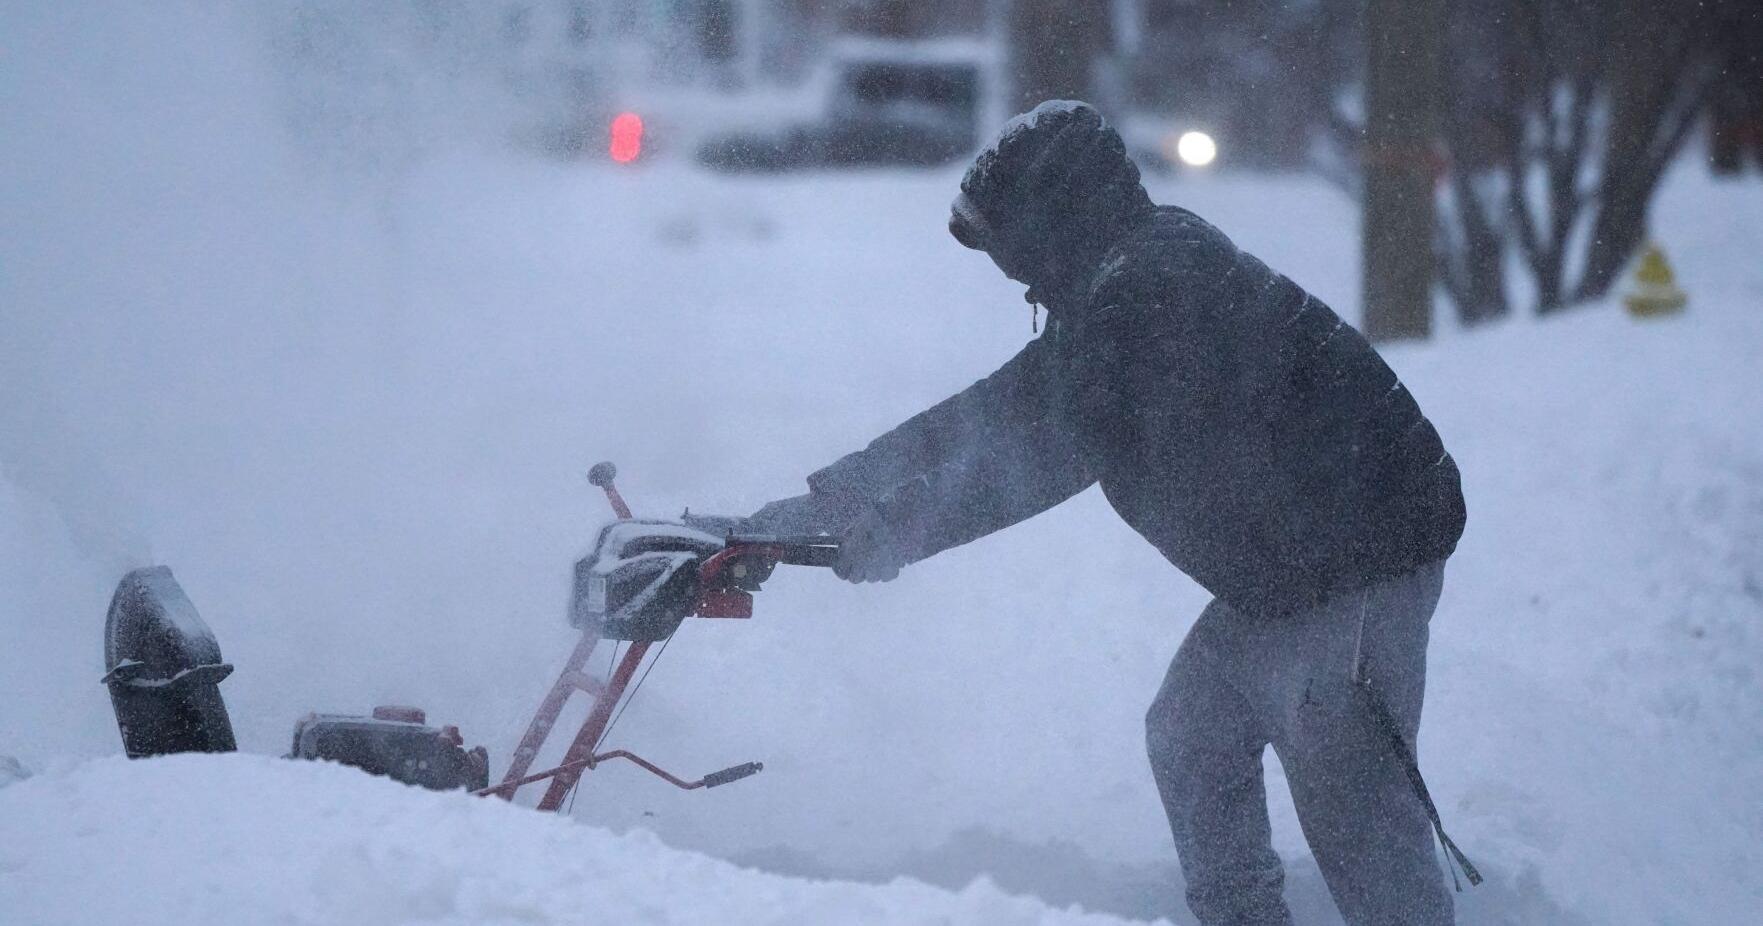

{"left": 832, "top": 504, "right": 909, "bottom": 583}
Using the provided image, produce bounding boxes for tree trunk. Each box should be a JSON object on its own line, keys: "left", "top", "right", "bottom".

{"left": 1362, "top": 0, "right": 1445, "bottom": 340}
{"left": 1573, "top": 0, "right": 1717, "bottom": 303}
{"left": 1442, "top": 170, "right": 1510, "bottom": 324}
{"left": 1007, "top": 0, "right": 1111, "bottom": 112}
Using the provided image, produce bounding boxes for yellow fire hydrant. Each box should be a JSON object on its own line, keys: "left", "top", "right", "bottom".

{"left": 1623, "top": 242, "right": 1687, "bottom": 318}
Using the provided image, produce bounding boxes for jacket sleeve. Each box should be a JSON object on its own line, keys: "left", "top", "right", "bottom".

{"left": 805, "top": 335, "right": 1096, "bottom": 557}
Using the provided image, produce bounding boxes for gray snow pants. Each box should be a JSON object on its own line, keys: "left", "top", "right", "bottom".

{"left": 1146, "top": 561, "right": 1453, "bottom": 926}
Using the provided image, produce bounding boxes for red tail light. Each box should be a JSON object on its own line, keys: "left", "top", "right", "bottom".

{"left": 609, "top": 112, "right": 644, "bottom": 164}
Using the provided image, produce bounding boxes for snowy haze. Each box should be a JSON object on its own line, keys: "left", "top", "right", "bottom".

{"left": 4, "top": 4, "right": 1762, "bottom": 925}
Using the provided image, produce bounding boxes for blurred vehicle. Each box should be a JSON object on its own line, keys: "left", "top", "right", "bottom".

{"left": 696, "top": 38, "right": 997, "bottom": 172}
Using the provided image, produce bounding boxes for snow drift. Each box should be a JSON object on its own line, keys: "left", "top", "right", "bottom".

{"left": 0, "top": 754, "right": 1146, "bottom": 926}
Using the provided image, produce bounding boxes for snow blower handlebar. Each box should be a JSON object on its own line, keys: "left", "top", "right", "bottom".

{"left": 590, "top": 462, "right": 837, "bottom": 571}
{"left": 721, "top": 535, "right": 841, "bottom": 568}
{"left": 492, "top": 461, "right": 836, "bottom": 810}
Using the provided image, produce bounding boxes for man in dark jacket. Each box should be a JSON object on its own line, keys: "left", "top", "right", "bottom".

{"left": 750, "top": 101, "right": 1466, "bottom": 926}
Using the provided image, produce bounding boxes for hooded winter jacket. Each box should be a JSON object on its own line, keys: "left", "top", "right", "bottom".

{"left": 799, "top": 102, "right": 1465, "bottom": 619}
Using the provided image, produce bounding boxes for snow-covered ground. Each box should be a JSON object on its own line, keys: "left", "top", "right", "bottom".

{"left": 0, "top": 754, "right": 1142, "bottom": 926}
{"left": 4, "top": 4, "right": 1761, "bottom": 924}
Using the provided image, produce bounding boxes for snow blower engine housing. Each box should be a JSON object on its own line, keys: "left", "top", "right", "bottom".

{"left": 570, "top": 517, "right": 836, "bottom": 642}
{"left": 571, "top": 519, "right": 733, "bottom": 641}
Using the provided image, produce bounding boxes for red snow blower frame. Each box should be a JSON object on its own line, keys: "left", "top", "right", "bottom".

{"left": 476, "top": 461, "right": 838, "bottom": 811}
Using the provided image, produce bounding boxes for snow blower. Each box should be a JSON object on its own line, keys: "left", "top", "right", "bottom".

{"left": 101, "top": 461, "right": 838, "bottom": 812}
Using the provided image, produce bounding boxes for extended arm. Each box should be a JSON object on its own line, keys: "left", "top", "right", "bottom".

{"left": 858, "top": 395, "right": 1094, "bottom": 568}
{"left": 748, "top": 336, "right": 1067, "bottom": 537}
{"left": 829, "top": 334, "right": 1102, "bottom": 580}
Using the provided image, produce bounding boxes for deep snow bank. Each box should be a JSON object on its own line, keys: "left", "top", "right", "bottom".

{"left": 0, "top": 754, "right": 1152, "bottom": 926}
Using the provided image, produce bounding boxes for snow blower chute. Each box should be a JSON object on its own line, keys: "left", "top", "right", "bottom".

{"left": 103, "top": 566, "right": 237, "bottom": 758}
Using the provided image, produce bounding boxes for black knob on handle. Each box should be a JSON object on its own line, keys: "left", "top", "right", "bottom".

{"left": 587, "top": 461, "right": 618, "bottom": 488}
{"left": 700, "top": 761, "right": 763, "bottom": 788}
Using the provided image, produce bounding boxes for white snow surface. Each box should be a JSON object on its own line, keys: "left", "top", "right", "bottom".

{"left": 0, "top": 756, "right": 30, "bottom": 790}
{"left": 0, "top": 754, "right": 1145, "bottom": 926}
{"left": 984, "top": 99, "right": 1098, "bottom": 154}
{"left": 1009, "top": 99, "right": 1093, "bottom": 131}
{"left": 4, "top": 4, "right": 1762, "bottom": 925}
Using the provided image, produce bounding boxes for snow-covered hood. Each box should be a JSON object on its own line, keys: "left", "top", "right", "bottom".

{"left": 956, "top": 101, "right": 1153, "bottom": 312}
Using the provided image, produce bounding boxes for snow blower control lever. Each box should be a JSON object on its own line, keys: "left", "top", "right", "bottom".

{"left": 484, "top": 461, "right": 838, "bottom": 811}
{"left": 587, "top": 460, "right": 632, "bottom": 519}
